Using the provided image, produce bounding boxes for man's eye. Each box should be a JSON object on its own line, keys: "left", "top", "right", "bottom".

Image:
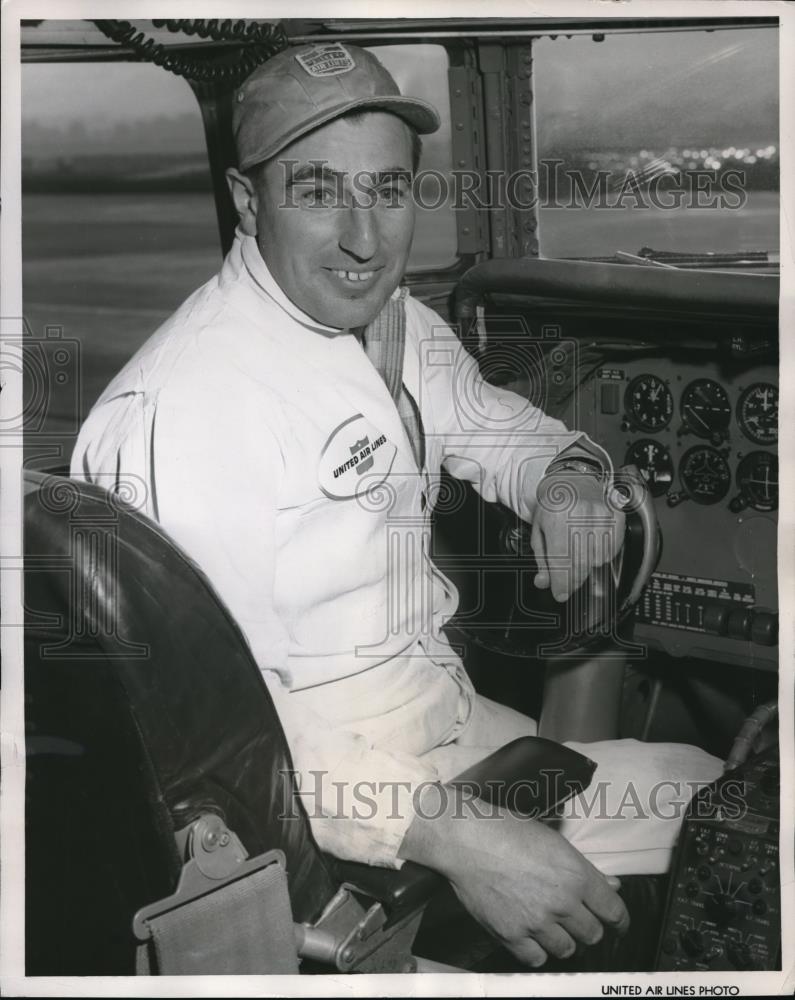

{"left": 376, "top": 182, "right": 409, "bottom": 205}
{"left": 301, "top": 187, "right": 336, "bottom": 207}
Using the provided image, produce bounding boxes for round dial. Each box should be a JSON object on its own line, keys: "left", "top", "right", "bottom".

{"left": 624, "top": 439, "right": 674, "bottom": 497}
{"left": 625, "top": 374, "right": 673, "bottom": 432}
{"left": 736, "top": 451, "right": 777, "bottom": 512}
{"left": 679, "top": 446, "right": 731, "bottom": 505}
{"left": 680, "top": 379, "right": 732, "bottom": 438}
{"left": 737, "top": 383, "right": 778, "bottom": 445}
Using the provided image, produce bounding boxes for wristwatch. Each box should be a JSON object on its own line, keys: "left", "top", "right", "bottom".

{"left": 543, "top": 455, "right": 606, "bottom": 480}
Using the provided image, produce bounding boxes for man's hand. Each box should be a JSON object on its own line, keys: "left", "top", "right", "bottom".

{"left": 531, "top": 470, "right": 625, "bottom": 603}
{"left": 398, "top": 786, "right": 629, "bottom": 966}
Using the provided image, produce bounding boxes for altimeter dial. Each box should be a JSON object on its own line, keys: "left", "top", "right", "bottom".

{"left": 625, "top": 374, "right": 673, "bottom": 432}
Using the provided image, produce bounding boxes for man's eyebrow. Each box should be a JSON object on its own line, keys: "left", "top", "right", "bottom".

{"left": 372, "top": 168, "right": 413, "bottom": 183}
{"left": 285, "top": 163, "right": 344, "bottom": 187}
{"left": 284, "top": 164, "right": 413, "bottom": 187}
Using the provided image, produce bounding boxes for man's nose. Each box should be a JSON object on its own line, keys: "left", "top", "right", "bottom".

{"left": 338, "top": 203, "right": 378, "bottom": 262}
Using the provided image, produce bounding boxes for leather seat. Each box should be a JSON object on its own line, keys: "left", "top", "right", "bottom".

{"left": 25, "top": 470, "right": 336, "bottom": 973}
{"left": 23, "top": 469, "right": 603, "bottom": 974}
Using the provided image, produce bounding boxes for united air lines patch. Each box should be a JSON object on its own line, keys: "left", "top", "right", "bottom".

{"left": 318, "top": 414, "right": 396, "bottom": 500}
{"left": 295, "top": 44, "right": 356, "bottom": 78}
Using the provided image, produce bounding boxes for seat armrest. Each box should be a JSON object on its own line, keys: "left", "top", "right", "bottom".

{"left": 329, "top": 736, "right": 596, "bottom": 915}
{"left": 450, "top": 736, "right": 596, "bottom": 817}
{"left": 330, "top": 858, "right": 444, "bottom": 919}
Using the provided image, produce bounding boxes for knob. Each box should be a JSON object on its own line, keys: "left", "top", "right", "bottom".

{"left": 727, "top": 608, "right": 753, "bottom": 639}
{"left": 753, "top": 898, "right": 767, "bottom": 915}
{"left": 727, "top": 838, "right": 743, "bottom": 856}
{"left": 681, "top": 929, "right": 705, "bottom": 957}
{"left": 748, "top": 877, "right": 763, "bottom": 895}
{"left": 686, "top": 881, "right": 700, "bottom": 898}
{"left": 706, "top": 893, "right": 738, "bottom": 925}
{"left": 703, "top": 605, "right": 730, "bottom": 635}
{"left": 697, "top": 864, "right": 712, "bottom": 881}
{"left": 751, "top": 611, "right": 778, "bottom": 646}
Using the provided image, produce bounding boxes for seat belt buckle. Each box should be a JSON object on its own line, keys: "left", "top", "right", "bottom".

{"left": 132, "top": 812, "right": 286, "bottom": 942}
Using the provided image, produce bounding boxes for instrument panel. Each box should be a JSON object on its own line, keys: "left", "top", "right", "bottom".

{"left": 618, "top": 375, "right": 778, "bottom": 512}
{"left": 582, "top": 358, "right": 778, "bottom": 670}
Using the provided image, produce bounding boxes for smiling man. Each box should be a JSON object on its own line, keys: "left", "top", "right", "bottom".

{"left": 72, "top": 43, "right": 722, "bottom": 968}
{"left": 234, "top": 118, "right": 417, "bottom": 330}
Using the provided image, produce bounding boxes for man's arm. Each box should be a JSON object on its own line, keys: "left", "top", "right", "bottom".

{"left": 410, "top": 299, "right": 624, "bottom": 601}
{"left": 398, "top": 783, "right": 629, "bottom": 966}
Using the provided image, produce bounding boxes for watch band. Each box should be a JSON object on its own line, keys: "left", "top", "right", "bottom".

{"left": 544, "top": 455, "right": 606, "bottom": 479}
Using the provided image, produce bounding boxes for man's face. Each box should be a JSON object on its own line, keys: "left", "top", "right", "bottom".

{"left": 251, "top": 112, "right": 416, "bottom": 330}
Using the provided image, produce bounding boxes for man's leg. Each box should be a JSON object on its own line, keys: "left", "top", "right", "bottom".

{"left": 420, "top": 692, "right": 538, "bottom": 779}
{"left": 422, "top": 693, "right": 724, "bottom": 876}
{"left": 419, "top": 693, "right": 723, "bottom": 970}
{"left": 552, "top": 738, "right": 724, "bottom": 876}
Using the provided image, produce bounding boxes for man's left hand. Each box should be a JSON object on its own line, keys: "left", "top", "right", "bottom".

{"left": 530, "top": 471, "right": 625, "bottom": 602}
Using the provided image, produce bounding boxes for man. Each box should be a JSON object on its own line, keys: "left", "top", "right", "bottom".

{"left": 72, "top": 44, "right": 722, "bottom": 967}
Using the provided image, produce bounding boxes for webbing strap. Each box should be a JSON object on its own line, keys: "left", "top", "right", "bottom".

{"left": 362, "top": 291, "right": 425, "bottom": 469}
{"left": 136, "top": 862, "right": 299, "bottom": 975}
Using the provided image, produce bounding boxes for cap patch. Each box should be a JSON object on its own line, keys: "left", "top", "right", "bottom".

{"left": 295, "top": 43, "right": 356, "bottom": 78}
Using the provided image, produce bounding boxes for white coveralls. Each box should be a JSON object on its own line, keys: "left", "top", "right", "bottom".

{"left": 72, "top": 229, "right": 722, "bottom": 873}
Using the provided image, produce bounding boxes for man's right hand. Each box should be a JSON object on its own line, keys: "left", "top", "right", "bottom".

{"left": 398, "top": 784, "right": 629, "bottom": 967}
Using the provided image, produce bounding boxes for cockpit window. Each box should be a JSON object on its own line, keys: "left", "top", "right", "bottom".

{"left": 532, "top": 26, "right": 779, "bottom": 260}
{"left": 365, "top": 44, "right": 456, "bottom": 271}
{"left": 22, "top": 62, "right": 219, "bottom": 439}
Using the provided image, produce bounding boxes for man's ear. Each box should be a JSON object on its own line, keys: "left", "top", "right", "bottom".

{"left": 226, "top": 167, "right": 259, "bottom": 236}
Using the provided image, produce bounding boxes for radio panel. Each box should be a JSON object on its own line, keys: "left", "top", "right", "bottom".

{"left": 655, "top": 749, "right": 780, "bottom": 971}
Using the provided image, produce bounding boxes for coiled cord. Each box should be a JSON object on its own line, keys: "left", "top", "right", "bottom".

{"left": 725, "top": 699, "right": 778, "bottom": 771}
{"left": 93, "top": 19, "right": 288, "bottom": 86}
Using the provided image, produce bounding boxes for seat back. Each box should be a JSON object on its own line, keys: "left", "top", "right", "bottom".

{"left": 24, "top": 471, "right": 336, "bottom": 974}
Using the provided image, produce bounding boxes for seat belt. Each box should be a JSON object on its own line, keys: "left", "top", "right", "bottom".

{"left": 361, "top": 290, "right": 425, "bottom": 471}
{"left": 136, "top": 862, "right": 298, "bottom": 975}
{"left": 134, "top": 815, "right": 299, "bottom": 975}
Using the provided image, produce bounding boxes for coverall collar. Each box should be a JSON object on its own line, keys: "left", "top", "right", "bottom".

{"left": 234, "top": 227, "right": 403, "bottom": 338}
{"left": 236, "top": 227, "right": 344, "bottom": 336}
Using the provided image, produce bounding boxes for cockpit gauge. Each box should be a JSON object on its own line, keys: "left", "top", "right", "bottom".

{"left": 736, "top": 451, "right": 777, "bottom": 512}
{"left": 737, "top": 383, "right": 778, "bottom": 446}
{"left": 624, "top": 374, "right": 673, "bottom": 432}
{"left": 679, "top": 446, "right": 731, "bottom": 505}
{"left": 680, "top": 379, "right": 732, "bottom": 439}
{"left": 624, "top": 439, "right": 673, "bottom": 498}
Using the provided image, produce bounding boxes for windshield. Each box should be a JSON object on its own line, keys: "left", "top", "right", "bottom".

{"left": 533, "top": 26, "right": 779, "bottom": 261}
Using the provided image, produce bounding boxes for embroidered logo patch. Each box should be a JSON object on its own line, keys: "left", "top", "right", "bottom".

{"left": 318, "top": 414, "right": 396, "bottom": 500}
{"left": 295, "top": 44, "right": 356, "bottom": 78}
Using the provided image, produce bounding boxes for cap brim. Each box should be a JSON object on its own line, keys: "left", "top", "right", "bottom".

{"left": 239, "top": 96, "right": 441, "bottom": 173}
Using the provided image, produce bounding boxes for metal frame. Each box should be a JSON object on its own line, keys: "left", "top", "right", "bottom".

{"left": 19, "top": 17, "right": 779, "bottom": 275}
{"left": 20, "top": 18, "right": 779, "bottom": 55}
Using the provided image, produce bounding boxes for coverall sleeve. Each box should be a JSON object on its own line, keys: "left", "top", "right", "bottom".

{"left": 408, "top": 297, "right": 610, "bottom": 522}
{"left": 144, "top": 360, "right": 441, "bottom": 868}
